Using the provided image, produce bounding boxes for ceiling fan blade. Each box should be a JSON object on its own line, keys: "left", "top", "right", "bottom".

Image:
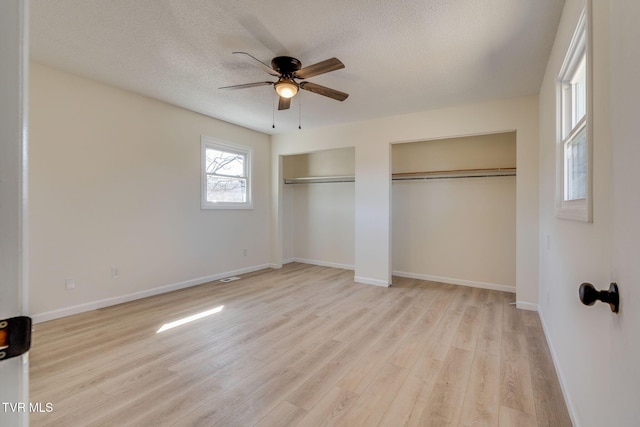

{"left": 278, "top": 97, "right": 291, "bottom": 110}
{"left": 232, "top": 52, "right": 280, "bottom": 77}
{"left": 294, "top": 57, "right": 344, "bottom": 79}
{"left": 219, "top": 81, "right": 273, "bottom": 90}
{"left": 299, "top": 82, "right": 349, "bottom": 101}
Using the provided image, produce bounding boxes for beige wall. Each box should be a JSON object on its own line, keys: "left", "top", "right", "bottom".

{"left": 29, "top": 63, "right": 271, "bottom": 321}
{"left": 392, "top": 132, "right": 516, "bottom": 173}
{"left": 283, "top": 147, "right": 355, "bottom": 178}
{"left": 272, "top": 95, "right": 539, "bottom": 304}
{"left": 289, "top": 183, "right": 355, "bottom": 268}
{"left": 392, "top": 133, "right": 516, "bottom": 290}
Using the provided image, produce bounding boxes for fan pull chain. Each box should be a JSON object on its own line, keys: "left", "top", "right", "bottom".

{"left": 272, "top": 93, "right": 276, "bottom": 129}
{"left": 298, "top": 95, "right": 302, "bottom": 130}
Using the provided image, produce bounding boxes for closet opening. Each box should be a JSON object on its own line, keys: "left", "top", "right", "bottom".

{"left": 391, "top": 132, "right": 517, "bottom": 292}
{"left": 282, "top": 147, "right": 356, "bottom": 270}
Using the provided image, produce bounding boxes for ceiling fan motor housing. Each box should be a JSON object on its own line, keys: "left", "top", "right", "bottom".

{"left": 271, "top": 56, "right": 302, "bottom": 76}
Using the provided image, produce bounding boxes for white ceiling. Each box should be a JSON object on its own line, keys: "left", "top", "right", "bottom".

{"left": 30, "top": 0, "right": 564, "bottom": 135}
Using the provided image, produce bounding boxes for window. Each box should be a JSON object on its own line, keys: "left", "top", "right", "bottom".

{"left": 556, "top": 8, "right": 591, "bottom": 222}
{"left": 201, "top": 136, "right": 252, "bottom": 209}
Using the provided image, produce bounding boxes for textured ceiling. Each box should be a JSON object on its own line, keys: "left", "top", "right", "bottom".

{"left": 30, "top": 0, "right": 564, "bottom": 134}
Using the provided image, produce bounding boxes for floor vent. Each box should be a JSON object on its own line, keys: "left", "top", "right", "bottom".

{"left": 220, "top": 276, "right": 241, "bottom": 283}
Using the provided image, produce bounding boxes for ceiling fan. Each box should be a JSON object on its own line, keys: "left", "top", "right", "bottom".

{"left": 220, "top": 52, "right": 349, "bottom": 110}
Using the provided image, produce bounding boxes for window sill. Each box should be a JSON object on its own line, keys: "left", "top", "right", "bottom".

{"left": 201, "top": 203, "right": 253, "bottom": 210}
{"left": 555, "top": 200, "right": 592, "bottom": 222}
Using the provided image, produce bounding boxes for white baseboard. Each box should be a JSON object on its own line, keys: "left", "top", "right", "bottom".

{"left": 31, "top": 263, "right": 272, "bottom": 324}
{"left": 282, "top": 258, "right": 388, "bottom": 288}
{"left": 392, "top": 270, "right": 516, "bottom": 293}
{"left": 516, "top": 301, "right": 538, "bottom": 311}
{"left": 354, "top": 276, "right": 390, "bottom": 287}
{"left": 290, "top": 258, "right": 354, "bottom": 271}
{"left": 538, "top": 308, "right": 581, "bottom": 427}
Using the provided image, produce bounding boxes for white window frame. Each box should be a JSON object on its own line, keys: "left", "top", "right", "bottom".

{"left": 555, "top": 6, "right": 592, "bottom": 222}
{"left": 201, "top": 136, "right": 253, "bottom": 210}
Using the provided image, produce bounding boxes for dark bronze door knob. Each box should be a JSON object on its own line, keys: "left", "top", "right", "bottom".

{"left": 579, "top": 282, "right": 619, "bottom": 313}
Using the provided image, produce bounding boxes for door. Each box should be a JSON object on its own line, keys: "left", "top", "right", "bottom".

{"left": 0, "top": 1, "right": 29, "bottom": 426}
{"left": 609, "top": 1, "right": 640, "bottom": 424}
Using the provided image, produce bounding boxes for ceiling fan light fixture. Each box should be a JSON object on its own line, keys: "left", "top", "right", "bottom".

{"left": 274, "top": 78, "right": 298, "bottom": 98}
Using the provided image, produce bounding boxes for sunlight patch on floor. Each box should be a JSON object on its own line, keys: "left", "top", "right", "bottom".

{"left": 156, "top": 305, "right": 224, "bottom": 333}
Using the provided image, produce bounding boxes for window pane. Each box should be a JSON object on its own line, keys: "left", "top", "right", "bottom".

{"left": 206, "top": 176, "right": 246, "bottom": 203}
{"left": 565, "top": 126, "right": 587, "bottom": 201}
{"left": 571, "top": 56, "right": 586, "bottom": 128}
{"left": 205, "top": 149, "right": 245, "bottom": 177}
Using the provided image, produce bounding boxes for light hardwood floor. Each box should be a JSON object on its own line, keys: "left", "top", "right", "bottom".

{"left": 30, "top": 263, "right": 572, "bottom": 426}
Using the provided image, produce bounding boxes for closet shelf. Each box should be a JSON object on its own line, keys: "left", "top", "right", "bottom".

{"left": 392, "top": 167, "right": 516, "bottom": 181}
{"left": 284, "top": 175, "right": 355, "bottom": 184}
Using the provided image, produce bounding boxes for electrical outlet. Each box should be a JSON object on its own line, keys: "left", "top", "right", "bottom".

{"left": 111, "top": 266, "right": 120, "bottom": 279}
{"left": 65, "top": 278, "right": 75, "bottom": 290}
{"left": 243, "top": 249, "right": 247, "bottom": 257}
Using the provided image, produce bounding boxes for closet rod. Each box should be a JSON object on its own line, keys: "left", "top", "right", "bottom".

{"left": 392, "top": 167, "right": 516, "bottom": 181}
{"left": 283, "top": 168, "right": 516, "bottom": 184}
